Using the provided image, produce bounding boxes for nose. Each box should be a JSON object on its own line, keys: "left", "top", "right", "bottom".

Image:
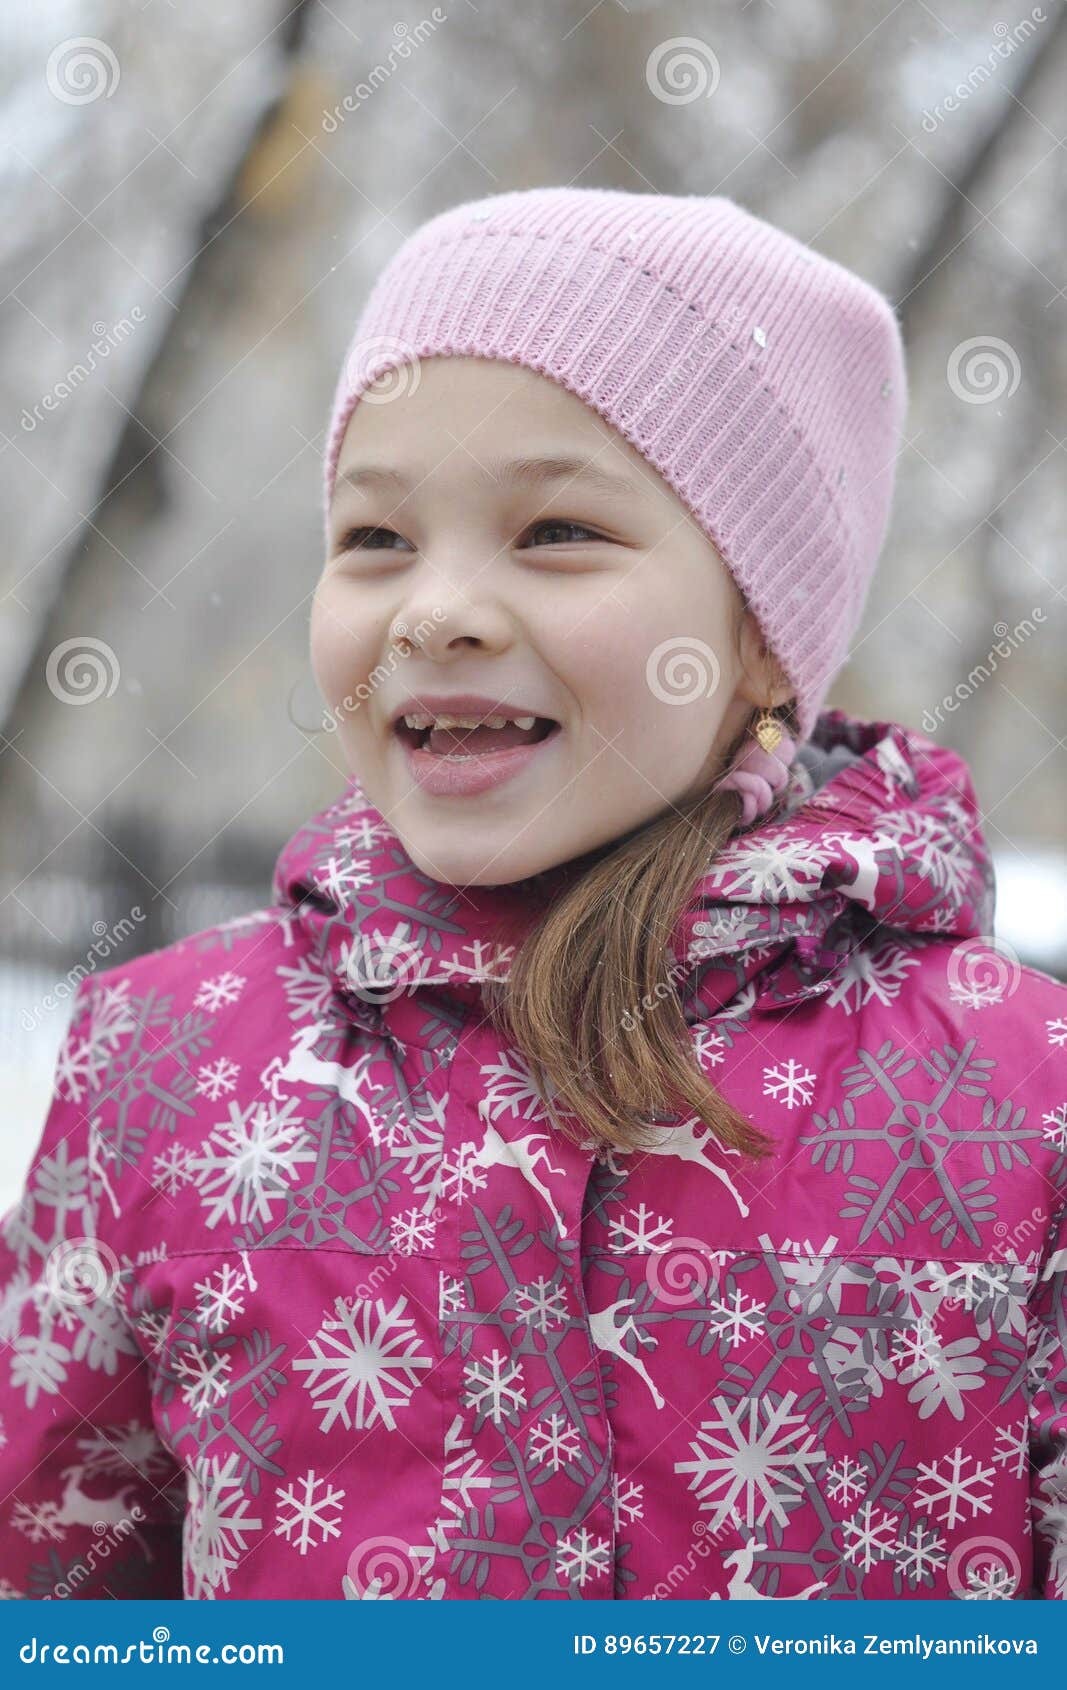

{"left": 390, "top": 579, "right": 516, "bottom": 661}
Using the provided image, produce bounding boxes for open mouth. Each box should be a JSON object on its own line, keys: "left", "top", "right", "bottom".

{"left": 393, "top": 716, "right": 561, "bottom": 759}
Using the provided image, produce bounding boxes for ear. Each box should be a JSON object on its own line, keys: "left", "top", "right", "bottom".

{"left": 734, "top": 607, "right": 794, "bottom": 711}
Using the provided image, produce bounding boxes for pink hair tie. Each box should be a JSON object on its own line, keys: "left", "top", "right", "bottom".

{"left": 712, "top": 729, "right": 798, "bottom": 828}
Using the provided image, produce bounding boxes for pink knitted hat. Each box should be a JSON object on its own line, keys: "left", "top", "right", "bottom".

{"left": 323, "top": 187, "right": 907, "bottom": 820}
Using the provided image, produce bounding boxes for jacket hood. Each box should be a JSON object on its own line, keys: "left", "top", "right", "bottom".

{"left": 271, "top": 709, "right": 995, "bottom": 1032}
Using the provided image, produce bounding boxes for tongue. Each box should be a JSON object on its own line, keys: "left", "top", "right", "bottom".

{"left": 426, "top": 720, "right": 544, "bottom": 755}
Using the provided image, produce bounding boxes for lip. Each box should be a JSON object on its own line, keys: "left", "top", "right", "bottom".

{"left": 388, "top": 692, "right": 555, "bottom": 730}
{"left": 398, "top": 721, "right": 564, "bottom": 797}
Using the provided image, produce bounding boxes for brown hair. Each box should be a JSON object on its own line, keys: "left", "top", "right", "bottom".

{"left": 482, "top": 607, "right": 797, "bottom": 1161}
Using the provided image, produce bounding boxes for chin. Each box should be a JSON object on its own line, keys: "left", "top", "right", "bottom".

{"left": 400, "top": 830, "right": 557, "bottom": 890}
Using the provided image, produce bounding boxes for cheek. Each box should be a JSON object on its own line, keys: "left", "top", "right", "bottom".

{"left": 309, "top": 585, "right": 371, "bottom": 703}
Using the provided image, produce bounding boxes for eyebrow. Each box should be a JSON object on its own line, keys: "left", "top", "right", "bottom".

{"left": 332, "top": 454, "right": 639, "bottom": 503}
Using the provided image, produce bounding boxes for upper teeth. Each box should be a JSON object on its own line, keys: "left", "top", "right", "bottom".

{"left": 402, "top": 713, "right": 537, "bottom": 731}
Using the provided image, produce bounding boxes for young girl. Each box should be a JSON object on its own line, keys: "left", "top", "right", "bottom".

{"left": 2, "top": 187, "right": 1065, "bottom": 1603}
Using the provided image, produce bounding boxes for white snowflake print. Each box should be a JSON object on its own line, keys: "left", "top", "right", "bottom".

{"left": 438, "top": 1272, "right": 464, "bottom": 1321}
{"left": 512, "top": 1276, "right": 569, "bottom": 1333}
{"left": 151, "top": 1143, "right": 194, "bottom": 1196}
{"left": 189, "top": 1097, "right": 315, "bottom": 1229}
{"left": 293, "top": 1293, "right": 431, "bottom": 1433}
{"left": 609, "top": 1203, "right": 673, "bottom": 1253}
{"left": 479, "top": 1050, "right": 555, "bottom": 1124}
{"left": 134, "top": 1308, "right": 170, "bottom": 1356}
{"left": 992, "top": 1419, "right": 1028, "bottom": 1479}
{"left": 439, "top": 936, "right": 515, "bottom": 986}
{"left": 824, "top": 1455, "right": 869, "bottom": 1508}
{"left": 193, "top": 972, "right": 247, "bottom": 1013}
{"left": 55, "top": 979, "right": 138, "bottom": 1103}
{"left": 437, "top": 1143, "right": 489, "bottom": 1206}
{"left": 892, "top": 1519, "right": 946, "bottom": 1585}
{"left": 706, "top": 1288, "right": 765, "bottom": 1349}
{"left": 194, "top": 1057, "right": 241, "bottom": 1101}
{"left": 762, "top": 1059, "right": 817, "bottom": 1110}
{"left": 555, "top": 1524, "right": 611, "bottom": 1589}
{"left": 675, "top": 1391, "right": 826, "bottom": 1531}
{"left": 194, "top": 1261, "right": 252, "bottom": 1333}
{"left": 1041, "top": 1105, "right": 1067, "bottom": 1155}
{"left": 711, "top": 834, "right": 829, "bottom": 903}
{"left": 692, "top": 1025, "right": 727, "bottom": 1068}
{"left": 1048, "top": 1018, "right": 1067, "bottom": 1049}
{"left": 317, "top": 853, "right": 374, "bottom": 910}
{"left": 913, "top": 1446, "right": 995, "bottom": 1529}
{"left": 821, "top": 942, "right": 920, "bottom": 1015}
{"left": 528, "top": 1414, "right": 583, "bottom": 1473}
{"left": 389, "top": 1207, "right": 438, "bottom": 1253}
{"left": 890, "top": 1316, "right": 941, "bottom": 1374}
{"left": 174, "top": 1343, "right": 233, "bottom": 1416}
{"left": 10, "top": 1499, "right": 64, "bottom": 1543}
{"left": 185, "top": 1450, "right": 263, "bottom": 1598}
{"left": 613, "top": 1474, "right": 644, "bottom": 1528}
{"left": 840, "top": 1501, "right": 898, "bottom": 1571}
{"left": 276, "top": 955, "right": 334, "bottom": 1023}
{"left": 957, "top": 1554, "right": 1019, "bottom": 1599}
{"left": 463, "top": 1349, "right": 526, "bottom": 1427}
{"left": 274, "top": 1470, "right": 346, "bottom": 1555}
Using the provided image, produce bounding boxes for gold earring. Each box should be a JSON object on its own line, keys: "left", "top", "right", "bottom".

{"left": 753, "top": 705, "right": 783, "bottom": 753}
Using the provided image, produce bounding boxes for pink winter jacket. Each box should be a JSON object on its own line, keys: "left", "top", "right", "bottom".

{"left": 2, "top": 709, "right": 1066, "bottom": 1602}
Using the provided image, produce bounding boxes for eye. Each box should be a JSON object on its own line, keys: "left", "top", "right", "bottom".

{"left": 521, "top": 519, "right": 605, "bottom": 547}
{"left": 335, "top": 526, "right": 413, "bottom": 554}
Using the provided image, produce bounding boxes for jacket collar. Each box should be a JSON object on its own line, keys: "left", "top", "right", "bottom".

{"left": 272, "top": 709, "right": 994, "bottom": 1031}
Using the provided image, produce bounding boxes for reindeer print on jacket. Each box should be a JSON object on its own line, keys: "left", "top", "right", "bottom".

{"left": 1, "top": 709, "right": 1066, "bottom": 1601}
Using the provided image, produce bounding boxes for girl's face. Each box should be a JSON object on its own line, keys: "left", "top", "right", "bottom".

{"left": 312, "top": 356, "right": 786, "bottom": 888}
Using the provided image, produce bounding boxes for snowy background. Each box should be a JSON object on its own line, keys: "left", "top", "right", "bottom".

{"left": 2, "top": 0, "right": 1065, "bottom": 1207}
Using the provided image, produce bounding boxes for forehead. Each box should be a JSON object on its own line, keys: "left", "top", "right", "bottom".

{"left": 335, "top": 354, "right": 642, "bottom": 478}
